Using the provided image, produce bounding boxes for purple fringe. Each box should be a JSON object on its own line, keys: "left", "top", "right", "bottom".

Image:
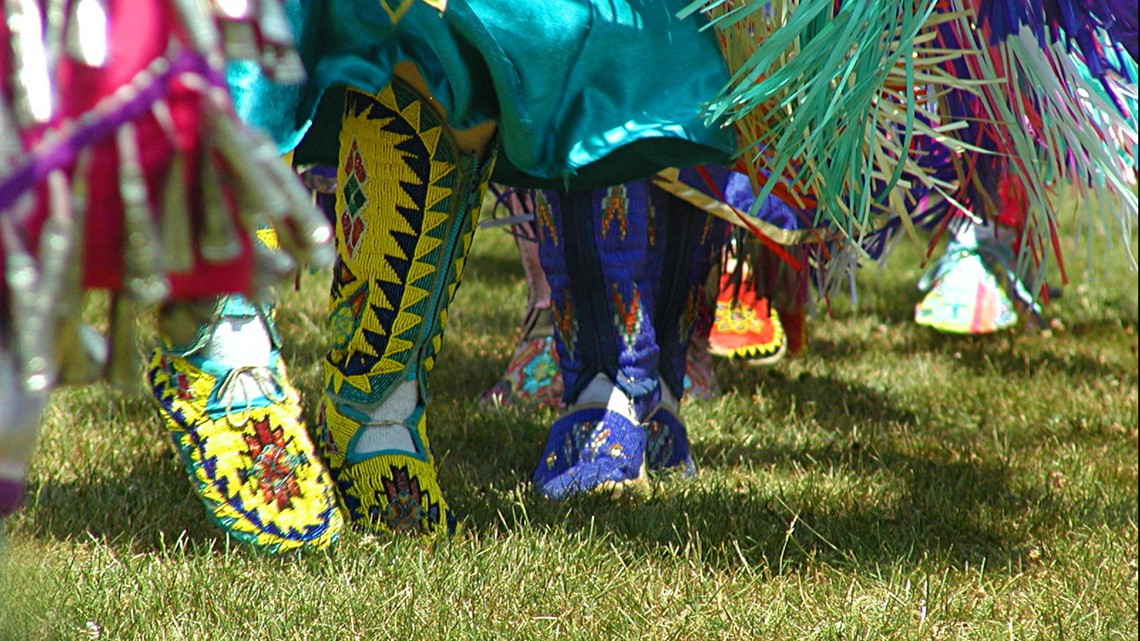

{"left": 0, "top": 50, "right": 224, "bottom": 212}
{"left": 978, "top": 0, "right": 1137, "bottom": 113}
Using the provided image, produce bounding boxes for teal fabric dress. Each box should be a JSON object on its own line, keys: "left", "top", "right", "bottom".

{"left": 228, "top": 0, "right": 736, "bottom": 189}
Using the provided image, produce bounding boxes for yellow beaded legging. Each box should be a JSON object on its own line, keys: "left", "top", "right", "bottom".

{"left": 317, "top": 79, "right": 496, "bottom": 535}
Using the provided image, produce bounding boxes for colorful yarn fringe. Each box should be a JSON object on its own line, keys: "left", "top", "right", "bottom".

{"left": 1, "top": 0, "right": 333, "bottom": 397}
{"left": 684, "top": 0, "right": 1137, "bottom": 290}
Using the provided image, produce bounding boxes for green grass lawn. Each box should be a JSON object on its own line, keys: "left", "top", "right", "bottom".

{"left": 2, "top": 219, "right": 1136, "bottom": 641}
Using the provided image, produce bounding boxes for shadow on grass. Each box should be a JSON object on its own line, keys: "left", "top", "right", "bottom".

{"left": 827, "top": 276, "right": 923, "bottom": 325}
{"left": 444, "top": 359, "right": 1068, "bottom": 575}
{"left": 11, "top": 308, "right": 526, "bottom": 554}
{"left": 424, "top": 330, "right": 1126, "bottom": 570}
{"left": 722, "top": 366, "right": 921, "bottom": 431}
{"left": 20, "top": 449, "right": 232, "bottom": 553}
{"left": 447, "top": 451, "right": 1044, "bottom": 576}
{"left": 801, "top": 318, "right": 1133, "bottom": 384}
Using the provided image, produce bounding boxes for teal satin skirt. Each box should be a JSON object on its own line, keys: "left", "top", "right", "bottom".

{"left": 228, "top": 0, "right": 735, "bottom": 189}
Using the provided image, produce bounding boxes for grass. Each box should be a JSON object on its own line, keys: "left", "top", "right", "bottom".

{"left": 1, "top": 216, "right": 1136, "bottom": 641}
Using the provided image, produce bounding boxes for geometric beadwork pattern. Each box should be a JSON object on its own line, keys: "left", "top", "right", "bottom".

{"left": 329, "top": 260, "right": 368, "bottom": 352}
{"left": 551, "top": 290, "right": 579, "bottom": 366}
{"left": 319, "top": 79, "right": 496, "bottom": 537}
{"left": 599, "top": 184, "right": 630, "bottom": 241}
{"left": 326, "top": 81, "right": 494, "bottom": 407}
{"left": 589, "top": 182, "right": 661, "bottom": 410}
{"left": 340, "top": 140, "right": 370, "bottom": 259}
{"left": 708, "top": 272, "right": 787, "bottom": 362}
{"left": 317, "top": 396, "right": 451, "bottom": 536}
{"left": 146, "top": 349, "right": 343, "bottom": 553}
{"left": 610, "top": 282, "right": 644, "bottom": 354}
{"left": 478, "top": 332, "right": 564, "bottom": 409}
{"left": 534, "top": 190, "right": 559, "bottom": 247}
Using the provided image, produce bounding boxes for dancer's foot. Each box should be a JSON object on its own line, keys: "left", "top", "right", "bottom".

{"left": 318, "top": 379, "right": 455, "bottom": 537}
{"left": 778, "top": 308, "right": 807, "bottom": 357}
{"left": 532, "top": 375, "right": 649, "bottom": 500}
{"left": 148, "top": 297, "right": 342, "bottom": 553}
{"left": 915, "top": 242, "right": 1019, "bottom": 334}
{"left": 682, "top": 333, "right": 720, "bottom": 401}
{"left": 317, "top": 79, "right": 496, "bottom": 537}
{"left": 708, "top": 274, "right": 787, "bottom": 364}
{"left": 643, "top": 386, "right": 695, "bottom": 477}
{"left": 480, "top": 307, "right": 563, "bottom": 409}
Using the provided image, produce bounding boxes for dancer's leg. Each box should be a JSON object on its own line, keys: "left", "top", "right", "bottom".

{"left": 682, "top": 301, "right": 720, "bottom": 401}
{"left": 645, "top": 197, "right": 727, "bottom": 472}
{"left": 654, "top": 200, "right": 729, "bottom": 405}
{"left": 317, "top": 77, "right": 496, "bottom": 535}
{"left": 479, "top": 193, "right": 563, "bottom": 408}
{"left": 532, "top": 181, "right": 666, "bottom": 499}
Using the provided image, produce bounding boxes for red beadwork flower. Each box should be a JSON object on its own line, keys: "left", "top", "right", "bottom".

{"left": 243, "top": 417, "right": 302, "bottom": 510}
{"left": 343, "top": 140, "right": 367, "bottom": 183}
{"left": 381, "top": 466, "right": 427, "bottom": 533}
